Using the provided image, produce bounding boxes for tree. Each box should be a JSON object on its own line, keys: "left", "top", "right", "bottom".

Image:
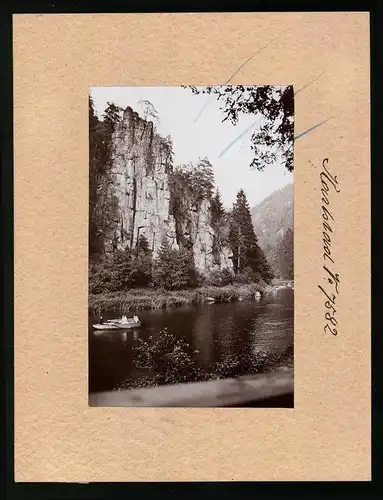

{"left": 228, "top": 189, "right": 273, "bottom": 283}
{"left": 102, "top": 102, "right": 123, "bottom": 133}
{"left": 89, "top": 97, "right": 123, "bottom": 257}
{"left": 130, "top": 235, "right": 153, "bottom": 287}
{"left": 89, "top": 238, "right": 155, "bottom": 291}
{"left": 89, "top": 96, "right": 114, "bottom": 256}
{"left": 128, "top": 329, "right": 201, "bottom": 386}
{"left": 211, "top": 188, "right": 225, "bottom": 225}
{"left": 89, "top": 249, "right": 133, "bottom": 293}
{"left": 116, "top": 328, "right": 293, "bottom": 390}
{"left": 174, "top": 157, "right": 215, "bottom": 204}
{"left": 138, "top": 99, "right": 160, "bottom": 126}
{"left": 152, "top": 238, "right": 197, "bottom": 290}
{"left": 182, "top": 85, "right": 294, "bottom": 172}
{"left": 210, "top": 188, "right": 228, "bottom": 267}
{"left": 161, "top": 135, "right": 174, "bottom": 172}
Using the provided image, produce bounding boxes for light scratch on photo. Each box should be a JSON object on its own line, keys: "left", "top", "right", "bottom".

{"left": 219, "top": 115, "right": 335, "bottom": 159}
{"left": 218, "top": 120, "right": 259, "bottom": 158}
{"left": 218, "top": 71, "right": 326, "bottom": 158}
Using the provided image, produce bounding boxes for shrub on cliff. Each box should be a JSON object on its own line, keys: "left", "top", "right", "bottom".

{"left": 173, "top": 157, "right": 215, "bottom": 204}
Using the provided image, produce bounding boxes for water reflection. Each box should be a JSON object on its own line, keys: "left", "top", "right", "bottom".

{"left": 89, "top": 288, "right": 293, "bottom": 393}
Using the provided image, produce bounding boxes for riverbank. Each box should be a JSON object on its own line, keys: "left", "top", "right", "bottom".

{"left": 89, "top": 283, "right": 273, "bottom": 315}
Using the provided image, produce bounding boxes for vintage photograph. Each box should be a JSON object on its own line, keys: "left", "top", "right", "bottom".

{"left": 88, "top": 85, "right": 294, "bottom": 407}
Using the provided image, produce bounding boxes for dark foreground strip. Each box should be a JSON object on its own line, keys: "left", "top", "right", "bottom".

{"left": 89, "top": 369, "right": 294, "bottom": 408}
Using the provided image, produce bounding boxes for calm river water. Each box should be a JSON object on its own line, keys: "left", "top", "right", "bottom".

{"left": 89, "top": 287, "right": 294, "bottom": 393}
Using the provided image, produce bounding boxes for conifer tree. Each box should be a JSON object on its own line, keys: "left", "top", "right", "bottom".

{"left": 229, "top": 189, "right": 273, "bottom": 283}
{"left": 211, "top": 188, "right": 225, "bottom": 225}
{"left": 210, "top": 188, "right": 227, "bottom": 267}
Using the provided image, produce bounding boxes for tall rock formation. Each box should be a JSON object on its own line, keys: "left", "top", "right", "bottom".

{"left": 104, "top": 106, "right": 232, "bottom": 275}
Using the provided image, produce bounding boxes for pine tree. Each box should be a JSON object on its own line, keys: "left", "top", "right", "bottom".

{"left": 229, "top": 189, "right": 273, "bottom": 283}
{"left": 196, "top": 157, "right": 215, "bottom": 200}
{"left": 210, "top": 188, "right": 227, "bottom": 266}
{"left": 102, "top": 102, "right": 123, "bottom": 136}
{"left": 211, "top": 188, "right": 225, "bottom": 225}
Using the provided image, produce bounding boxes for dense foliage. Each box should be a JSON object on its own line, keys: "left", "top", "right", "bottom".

{"left": 89, "top": 235, "right": 201, "bottom": 293}
{"left": 182, "top": 85, "right": 294, "bottom": 172}
{"left": 116, "top": 329, "right": 293, "bottom": 390}
{"left": 173, "top": 157, "right": 215, "bottom": 204}
{"left": 89, "top": 235, "right": 153, "bottom": 294}
{"left": 89, "top": 97, "right": 123, "bottom": 256}
{"left": 152, "top": 238, "right": 199, "bottom": 290}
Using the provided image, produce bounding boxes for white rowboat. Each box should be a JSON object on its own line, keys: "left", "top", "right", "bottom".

{"left": 93, "top": 317, "right": 141, "bottom": 330}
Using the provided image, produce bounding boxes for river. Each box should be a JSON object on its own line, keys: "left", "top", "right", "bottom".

{"left": 89, "top": 287, "right": 293, "bottom": 393}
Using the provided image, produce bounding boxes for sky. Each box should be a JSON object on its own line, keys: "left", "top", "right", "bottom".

{"left": 90, "top": 86, "right": 293, "bottom": 208}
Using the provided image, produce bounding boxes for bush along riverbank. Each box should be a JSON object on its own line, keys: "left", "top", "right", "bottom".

{"left": 113, "top": 329, "right": 294, "bottom": 390}
{"left": 88, "top": 283, "right": 273, "bottom": 316}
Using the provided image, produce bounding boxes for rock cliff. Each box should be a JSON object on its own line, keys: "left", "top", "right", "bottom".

{"left": 105, "top": 106, "right": 232, "bottom": 275}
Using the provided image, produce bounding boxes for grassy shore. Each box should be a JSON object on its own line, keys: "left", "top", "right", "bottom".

{"left": 89, "top": 283, "right": 270, "bottom": 315}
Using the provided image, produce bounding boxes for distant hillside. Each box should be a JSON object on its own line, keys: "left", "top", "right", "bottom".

{"left": 269, "top": 228, "right": 294, "bottom": 279}
{"left": 251, "top": 183, "right": 293, "bottom": 253}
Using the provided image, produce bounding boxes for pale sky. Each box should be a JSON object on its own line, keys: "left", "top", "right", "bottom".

{"left": 90, "top": 86, "right": 293, "bottom": 208}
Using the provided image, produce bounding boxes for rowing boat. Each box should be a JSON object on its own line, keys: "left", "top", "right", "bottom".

{"left": 93, "top": 319, "right": 141, "bottom": 330}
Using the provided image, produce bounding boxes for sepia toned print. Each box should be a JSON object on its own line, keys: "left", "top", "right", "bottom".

{"left": 88, "top": 85, "right": 294, "bottom": 407}
{"left": 13, "top": 11, "right": 370, "bottom": 482}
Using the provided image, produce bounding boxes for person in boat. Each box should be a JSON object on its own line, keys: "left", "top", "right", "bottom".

{"left": 99, "top": 316, "right": 104, "bottom": 324}
{"left": 133, "top": 315, "right": 139, "bottom": 323}
{"left": 121, "top": 315, "right": 128, "bottom": 323}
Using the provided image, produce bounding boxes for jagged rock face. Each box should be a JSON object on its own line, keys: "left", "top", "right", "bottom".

{"left": 106, "top": 106, "right": 178, "bottom": 255}
{"left": 107, "top": 106, "right": 232, "bottom": 275}
{"left": 169, "top": 176, "right": 232, "bottom": 273}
